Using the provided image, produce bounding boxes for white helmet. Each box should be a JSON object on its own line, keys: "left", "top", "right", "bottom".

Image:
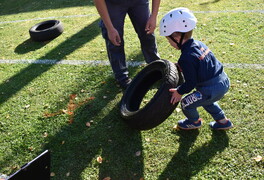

{"left": 159, "top": 7, "right": 197, "bottom": 36}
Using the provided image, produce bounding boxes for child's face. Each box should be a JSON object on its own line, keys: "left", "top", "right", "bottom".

{"left": 166, "top": 36, "right": 180, "bottom": 50}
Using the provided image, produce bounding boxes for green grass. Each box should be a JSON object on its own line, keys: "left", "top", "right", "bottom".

{"left": 0, "top": 0, "right": 263, "bottom": 179}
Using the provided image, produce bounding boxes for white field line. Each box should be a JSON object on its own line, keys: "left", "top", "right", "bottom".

{"left": 1, "top": 9, "right": 263, "bottom": 69}
{"left": 0, "top": 10, "right": 263, "bottom": 24}
{"left": 0, "top": 59, "right": 263, "bottom": 69}
{"left": 0, "top": 14, "right": 98, "bottom": 24}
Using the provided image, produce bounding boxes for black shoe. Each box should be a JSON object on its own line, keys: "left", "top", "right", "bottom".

{"left": 118, "top": 78, "right": 132, "bottom": 90}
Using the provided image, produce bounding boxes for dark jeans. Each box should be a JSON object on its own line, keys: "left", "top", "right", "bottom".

{"left": 99, "top": 0, "right": 160, "bottom": 82}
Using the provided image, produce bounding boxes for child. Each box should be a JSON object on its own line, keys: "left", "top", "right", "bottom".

{"left": 159, "top": 7, "right": 233, "bottom": 130}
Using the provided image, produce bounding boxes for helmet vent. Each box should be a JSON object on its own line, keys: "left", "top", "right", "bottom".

{"left": 170, "top": 14, "right": 172, "bottom": 18}
{"left": 185, "top": 25, "right": 187, "bottom": 27}
{"left": 183, "top": 20, "right": 185, "bottom": 22}
{"left": 163, "top": 19, "right": 165, "bottom": 23}
{"left": 179, "top": 10, "right": 183, "bottom": 14}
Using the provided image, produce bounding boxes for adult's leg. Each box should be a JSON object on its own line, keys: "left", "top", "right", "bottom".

{"left": 100, "top": 2, "right": 129, "bottom": 82}
{"left": 128, "top": 0, "right": 160, "bottom": 63}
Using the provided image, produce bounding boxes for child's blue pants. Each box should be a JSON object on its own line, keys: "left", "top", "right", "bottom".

{"left": 180, "top": 72, "right": 230, "bottom": 122}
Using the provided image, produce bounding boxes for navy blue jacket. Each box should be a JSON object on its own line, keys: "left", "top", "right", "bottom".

{"left": 177, "top": 38, "right": 224, "bottom": 95}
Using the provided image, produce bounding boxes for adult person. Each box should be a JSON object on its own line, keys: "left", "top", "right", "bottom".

{"left": 94, "top": 0, "right": 161, "bottom": 89}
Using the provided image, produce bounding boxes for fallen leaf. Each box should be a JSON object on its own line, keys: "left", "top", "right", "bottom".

{"left": 89, "top": 96, "right": 95, "bottom": 100}
{"left": 86, "top": 122, "right": 91, "bottom": 127}
{"left": 135, "top": 151, "right": 141, "bottom": 157}
{"left": 66, "top": 172, "right": 70, "bottom": 177}
{"left": 44, "top": 110, "right": 63, "bottom": 118}
{"left": 69, "top": 94, "right": 77, "bottom": 100}
{"left": 175, "top": 108, "right": 181, "bottom": 112}
{"left": 97, "top": 156, "right": 103, "bottom": 163}
{"left": 68, "top": 117, "right": 74, "bottom": 124}
{"left": 145, "top": 138, "right": 150, "bottom": 142}
{"left": 103, "top": 177, "right": 111, "bottom": 180}
{"left": 68, "top": 103, "right": 76, "bottom": 112}
{"left": 44, "top": 94, "right": 96, "bottom": 125}
{"left": 24, "top": 104, "right": 30, "bottom": 109}
{"left": 43, "top": 132, "right": 48, "bottom": 137}
{"left": 50, "top": 172, "right": 55, "bottom": 177}
{"left": 61, "top": 141, "right": 65, "bottom": 145}
{"left": 253, "top": 155, "right": 262, "bottom": 162}
{"left": 11, "top": 165, "right": 19, "bottom": 170}
{"left": 68, "top": 111, "right": 74, "bottom": 115}
{"left": 173, "top": 125, "right": 180, "bottom": 131}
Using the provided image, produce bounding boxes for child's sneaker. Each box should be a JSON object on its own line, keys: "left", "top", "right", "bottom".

{"left": 177, "top": 118, "right": 202, "bottom": 130}
{"left": 209, "top": 120, "right": 233, "bottom": 130}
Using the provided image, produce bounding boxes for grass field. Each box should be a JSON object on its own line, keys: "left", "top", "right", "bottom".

{"left": 0, "top": 0, "right": 263, "bottom": 179}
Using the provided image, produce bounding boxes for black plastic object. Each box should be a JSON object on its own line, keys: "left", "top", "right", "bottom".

{"left": 8, "top": 150, "right": 51, "bottom": 180}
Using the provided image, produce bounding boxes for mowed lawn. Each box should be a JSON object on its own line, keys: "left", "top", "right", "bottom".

{"left": 0, "top": 0, "right": 263, "bottom": 179}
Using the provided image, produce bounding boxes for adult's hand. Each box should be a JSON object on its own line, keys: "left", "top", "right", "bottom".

{"left": 145, "top": 15, "right": 156, "bottom": 34}
{"left": 107, "top": 27, "right": 121, "bottom": 46}
{"left": 93, "top": 0, "right": 121, "bottom": 46}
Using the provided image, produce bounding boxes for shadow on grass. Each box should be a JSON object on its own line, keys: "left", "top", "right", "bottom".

{"left": 41, "top": 67, "right": 144, "bottom": 179}
{"left": 200, "top": 0, "right": 221, "bottom": 5}
{"left": 0, "top": 0, "right": 94, "bottom": 16}
{"left": 159, "top": 130, "right": 229, "bottom": 179}
{"left": 14, "top": 39, "right": 50, "bottom": 54}
{"left": 0, "top": 66, "right": 144, "bottom": 179}
{"left": 0, "top": 18, "right": 100, "bottom": 106}
{"left": 0, "top": 11, "right": 149, "bottom": 176}
{"left": 127, "top": 51, "right": 145, "bottom": 62}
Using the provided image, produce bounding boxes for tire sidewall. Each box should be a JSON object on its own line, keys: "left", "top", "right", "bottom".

{"left": 29, "top": 20, "right": 63, "bottom": 41}
{"left": 120, "top": 59, "right": 181, "bottom": 130}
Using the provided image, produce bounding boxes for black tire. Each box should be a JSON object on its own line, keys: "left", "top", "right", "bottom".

{"left": 120, "top": 59, "right": 183, "bottom": 130}
{"left": 29, "top": 20, "right": 63, "bottom": 42}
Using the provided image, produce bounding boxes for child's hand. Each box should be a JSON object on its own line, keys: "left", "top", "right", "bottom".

{"left": 169, "top": 88, "right": 182, "bottom": 105}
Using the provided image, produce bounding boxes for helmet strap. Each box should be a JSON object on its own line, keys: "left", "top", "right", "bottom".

{"left": 169, "top": 33, "right": 185, "bottom": 49}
